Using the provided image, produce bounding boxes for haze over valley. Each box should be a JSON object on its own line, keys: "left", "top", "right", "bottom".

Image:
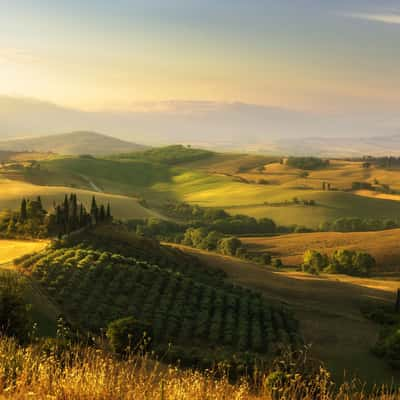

{"left": 2, "top": 96, "right": 400, "bottom": 156}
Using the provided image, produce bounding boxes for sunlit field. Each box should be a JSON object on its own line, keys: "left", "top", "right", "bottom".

{"left": 0, "top": 240, "right": 47, "bottom": 265}
{"left": 241, "top": 229, "right": 400, "bottom": 272}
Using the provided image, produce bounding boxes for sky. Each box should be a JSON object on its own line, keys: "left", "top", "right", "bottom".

{"left": 0, "top": 0, "right": 400, "bottom": 114}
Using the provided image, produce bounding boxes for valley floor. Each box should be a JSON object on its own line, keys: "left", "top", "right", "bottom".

{"left": 169, "top": 244, "right": 400, "bottom": 385}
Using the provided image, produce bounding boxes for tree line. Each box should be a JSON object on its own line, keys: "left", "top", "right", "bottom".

{"left": 302, "top": 249, "right": 376, "bottom": 276}
{"left": 0, "top": 194, "right": 112, "bottom": 239}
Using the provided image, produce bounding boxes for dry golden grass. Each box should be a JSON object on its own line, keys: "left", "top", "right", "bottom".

{"left": 0, "top": 240, "right": 48, "bottom": 265}
{"left": 241, "top": 230, "right": 400, "bottom": 272}
{"left": 354, "top": 190, "right": 400, "bottom": 202}
{"left": 0, "top": 337, "right": 398, "bottom": 400}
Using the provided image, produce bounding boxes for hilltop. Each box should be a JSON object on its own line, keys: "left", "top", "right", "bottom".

{"left": 0, "top": 131, "right": 147, "bottom": 156}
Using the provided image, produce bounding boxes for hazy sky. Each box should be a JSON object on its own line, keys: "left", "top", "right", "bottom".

{"left": 1, "top": 0, "right": 400, "bottom": 113}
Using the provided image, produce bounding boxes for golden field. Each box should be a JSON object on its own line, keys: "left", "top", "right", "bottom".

{"left": 0, "top": 240, "right": 48, "bottom": 265}
{"left": 241, "top": 229, "right": 400, "bottom": 272}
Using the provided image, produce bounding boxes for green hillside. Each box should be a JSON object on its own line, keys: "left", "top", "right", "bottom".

{"left": 5, "top": 147, "right": 400, "bottom": 228}
{"left": 17, "top": 227, "right": 299, "bottom": 367}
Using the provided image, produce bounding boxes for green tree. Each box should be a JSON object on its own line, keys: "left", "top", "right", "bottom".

{"left": 330, "top": 249, "right": 354, "bottom": 274}
{"left": 90, "top": 196, "right": 98, "bottom": 224}
{"left": 99, "top": 205, "right": 106, "bottom": 222}
{"left": 106, "top": 317, "right": 152, "bottom": 354}
{"left": 217, "top": 237, "right": 242, "bottom": 256}
{"left": 106, "top": 203, "right": 112, "bottom": 220}
{"left": 302, "top": 250, "right": 328, "bottom": 274}
{"left": 19, "top": 199, "right": 27, "bottom": 222}
{"left": 352, "top": 252, "right": 375, "bottom": 276}
{"left": 200, "top": 230, "right": 223, "bottom": 250}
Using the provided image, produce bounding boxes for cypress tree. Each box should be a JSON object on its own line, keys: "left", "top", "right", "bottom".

{"left": 106, "top": 203, "right": 111, "bottom": 220}
{"left": 20, "top": 198, "right": 28, "bottom": 222}
{"left": 79, "top": 204, "right": 85, "bottom": 228}
{"left": 99, "top": 205, "right": 106, "bottom": 222}
{"left": 70, "top": 194, "right": 78, "bottom": 230}
{"left": 37, "top": 196, "right": 43, "bottom": 211}
{"left": 90, "top": 196, "right": 98, "bottom": 224}
{"left": 63, "top": 195, "right": 70, "bottom": 220}
{"left": 55, "top": 205, "right": 62, "bottom": 226}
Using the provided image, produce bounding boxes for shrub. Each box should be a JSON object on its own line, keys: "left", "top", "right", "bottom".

{"left": 106, "top": 317, "right": 152, "bottom": 354}
{"left": 259, "top": 253, "right": 272, "bottom": 265}
{"left": 272, "top": 259, "right": 283, "bottom": 269}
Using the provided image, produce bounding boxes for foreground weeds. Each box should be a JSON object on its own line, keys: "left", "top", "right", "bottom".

{"left": 0, "top": 337, "right": 398, "bottom": 400}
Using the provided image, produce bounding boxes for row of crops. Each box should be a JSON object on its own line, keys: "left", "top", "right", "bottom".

{"left": 17, "top": 245, "right": 300, "bottom": 364}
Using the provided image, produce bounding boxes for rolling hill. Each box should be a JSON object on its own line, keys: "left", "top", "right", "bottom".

{"left": 0, "top": 131, "right": 147, "bottom": 156}
{"left": 5, "top": 150, "right": 400, "bottom": 228}
{"left": 0, "top": 178, "right": 161, "bottom": 220}
{"left": 171, "top": 244, "right": 399, "bottom": 384}
{"left": 241, "top": 229, "right": 400, "bottom": 272}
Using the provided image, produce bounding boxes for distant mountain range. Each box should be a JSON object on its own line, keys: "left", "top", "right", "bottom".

{"left": 0, "top": 131, "right": 147, "bottom": 156}
{"left": 1, "top": 95, "right": 400, "bottom": 156}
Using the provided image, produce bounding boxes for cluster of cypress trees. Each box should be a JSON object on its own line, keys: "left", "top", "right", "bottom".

{"left": 52, "top": 194, "right": 112, "bottom": 235}
{"left": 19, "top": 197, "right": 46, "bottom": 223}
